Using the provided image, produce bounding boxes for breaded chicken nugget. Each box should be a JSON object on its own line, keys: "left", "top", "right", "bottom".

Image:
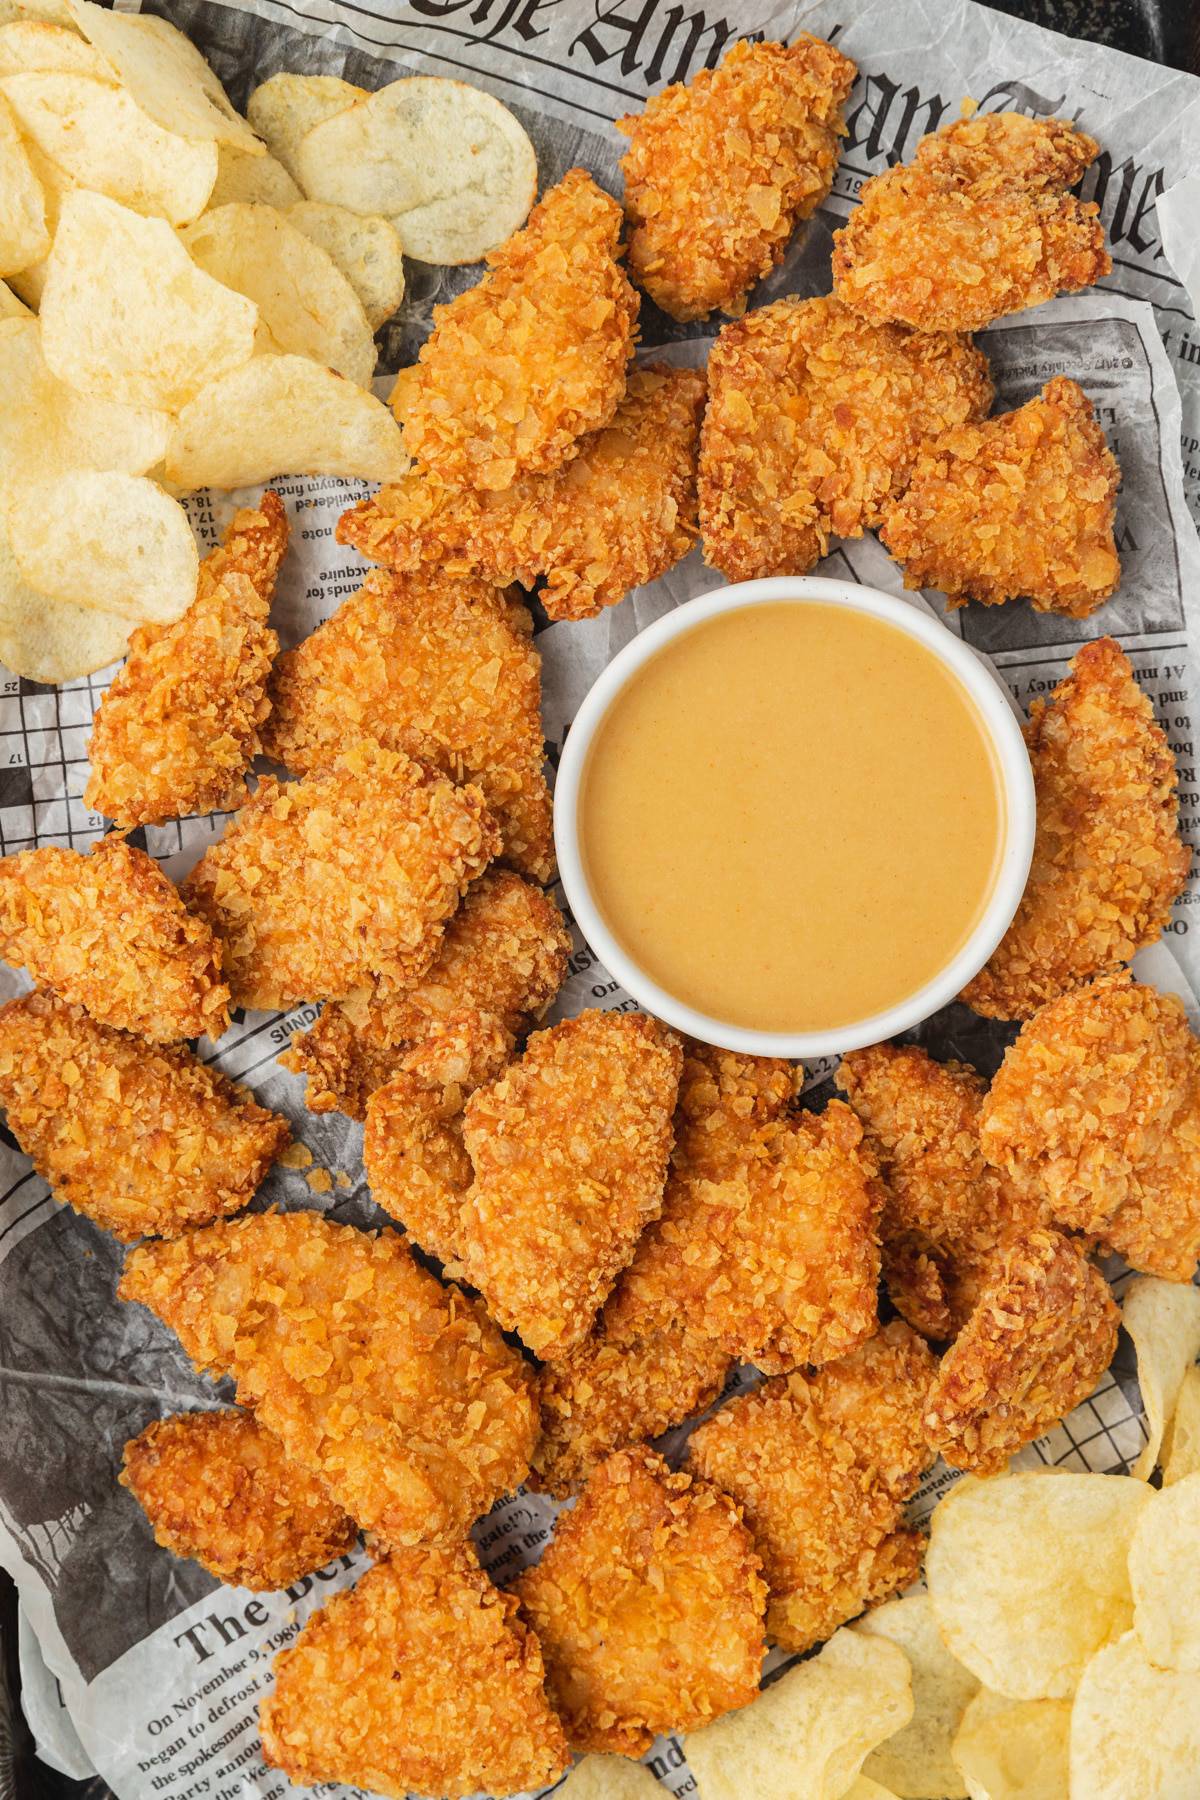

{"left": 979, "top": 972, "right": 1200, "bottom": 1282}
{"left": 832, "top": 112, "right": 1109, "bottom": 334}
{"left": 181, "top": 743, "right": 499, "bottom": 1012}
{"left": 962, "top": 640, "right": 1188, "bottom": 1020}
{"left": 339, "top": 365, "right": 706, "bottom": 622}
{"left": 0, "top": 990, "right": 288, "bottom": 1240}
{"left": 699, "top": 296, "right": 992, "bottom": 581}
{"left": 121, "top": 1410, "right": 356, "bottom": 1589}
{"left": 261, "top": 572, "right": 552, "bottom": 881}
{"left": 836, "top": 1044, "right": 1044, "bottom": 1340}
{"left": 514, "top": 1445, "right": 766, "bottom": 1755}
{"left": 617, "top": 36, "right": 856, "bottom": 322}
{"left": 85, "top": 495, "right": 288, "bottom": 828}
{"left": 687, "top": 1324, "right": 936, "bottom": 1652}
{"left": 460, "top": 1011, "right": 682, "bottom": 1360}
{"left": 880, "top": 377, "right": 1120, "bottom": 615}
{"left": 923, "top": 1226, "right": 1119, "bottom": 1475}
{"left": 391, "top": 169, "right": 638, "bottom": 491}
{"left": 120, "top": 1210, "right": 538, "bottom": 1550}
{"left": 260, "top": 1543, "right": 569, "bottom": 1800}
{"left": 0, "top": 835, "right": 230, "bottom": 1043}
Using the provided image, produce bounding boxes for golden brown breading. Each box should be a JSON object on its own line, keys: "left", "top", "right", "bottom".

{"left": 923, "top": 1226, "right": 1119, "bottom": 1475}
{"left": 84, "top": 495, "right": 288, "bottom": 828}
{"left": 181, "top": 743, "right": 499, "bottom": 1012}
{"left": 979, "top": 972, "right": 1200, "bottom": 1282}
{"left": 514, "top": 1445, "right": 766, "bottom": 1756}
{"left": 0, "top": 990, "right": 288, "bottom": 1241}
{"left": 260, "top": 1544, "right": 569, "bottom": 1800}
{"left": 339, "top": 365, "right": 706, "bottom": 622}
{"left": 120, "top": 1211, "right": 538, "bottom": 1550}
{"left": 832, "top": 112, "right": 1109, "bottom": 334}
{"left": 390, "top": 169, "right": 638, "bottom": 491}
{"left": 962, "top": 640, "right": 1189, "bottom": 1020}
{"left": 260, "top": 571, "right": 552, "bottom": 881}
{"left": 617, "top": 35, "right": 856, "bottom": 322}
{"left": 687, "top": 1324, "right": 936, "bottom": 1652}
{"left": 459, "top": 1011, "right": 682, "bottom": 1360}
{"left": 0, "top": 835, "right": 229, "bottom": 1042}
{"left": 120, "top": 1410, "right": 356, "bottom": 1589}
{"left": 836, "top": 1044, "right": 1044, "bottom": 1340}
{"left": 698, "top": 295, "right": 992, "bottom": 581}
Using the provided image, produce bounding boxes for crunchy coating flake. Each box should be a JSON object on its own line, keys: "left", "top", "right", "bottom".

{"left": 0, "top": 990, "right": 288, "bottom": 1241}
{"left": 962, "top": 639, "right": 1189, "bottom": 1020}
{"left": 832, "top": 112, "right": 1109, "bottom": 334}
{"left": 261, "top": 571, "right": 552, "bottom": 881}
{"left": 120, "top": 1410, "right": 356, "bottom": 1589}
{"left": 687, "top": 1324, "right": 937, "bottom": 1652}
{"left": 181, "top": 742, "right": 499, "bottom": 1012}
{"left": 979, "top": 972, "right": 1200, "bottom": 1282}
{"left": 260, "top": 1543, "right": 569, "bottom": 1800}
{"left": 698, "top": 295, "right": 992, "bottom": 581}
{"left": 85, "top": 495, "right": 288, "bottom": 828}
{"left": 390, "top": 169, "right": 638, "bottom": 491}
{"left": 514, "top": 1445, "right": 766, "bottom": 1755}
{"left": 617, "top": 35, "right": 856, "bottom": 322}
{"left": 120, "top": 1210, "right": 538, "bottom": 1550}
{"left": 340, "top": 365, "right": 706, "bottom": 622}
{"left": 0, "top": 835, "right": 230, "bottom": 1043}
{"left": 880, "top": 376, "right": 1121, "bottom": 615}
{"left": 923, "top": 1226, "right": 1119, "bottom": 1475}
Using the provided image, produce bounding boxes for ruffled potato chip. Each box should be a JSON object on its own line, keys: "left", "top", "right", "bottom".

{"left": 63, "top": 0, "right": 260, "bottom": 151}
{"left": 0, "top": 88, "right": 48, "bottom": 275}
{"left": 1128, "top": 1473, "right": 1200, "bottom": 1672}
{"left": 560, "top": 1756, "right": 661, "bottom": 1797}
{"left": 208, "top": 142, "right": 301, "bottom": 210}
{"left": 287, "top": 201, "right": 404, "bottom": 328}
{"left": 1123, "top": 1274, "right": 1200, "bottom": 1479}
{"left": 246, "top": 71, "right": 363, "bottom": 183}
{"left": 854, "top": 1593, "right": 979, "bottom": 1798}
{"left": 0, "top": 520, "right": 130, "bottom": 682}
{"left": 0, "top": 18, "right": 106, "bottom": 73}
{"left": 951, "top": 1690, "right": 1070, "bottom": 1800}
{"left": 1162, "top": 1364, "right": 1200, "bottom": 1486}
{"left": 8, "top": 469, "right": 198, "bottom": 622}
{"left": 1070, "top": 1630, "right": 1200, "bottom": 1798}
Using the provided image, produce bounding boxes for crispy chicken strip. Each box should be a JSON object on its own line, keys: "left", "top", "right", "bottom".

{"left": 260, "top": 1543, "right": 569, "bottom": 1800}
{"left": 84, "top": 494, "right": 288, "bottom": 827}
{"left": 686, "top": 1323, "right": 937, "bottom": 1652}
{"left": 617, "top": 35, "right": 856, "bottom": 322}
{"left": 832, "top": 112, "right": 1110, "bottom": 333}
{"left": 121, "top": 1410, "right": 356, "bottom": 1590}
{"left": 120, "top": 1210, "right": 538, "bottom": 1550}
{"left": 0, "top": 990, "right": 288, "bottom": 1240}
{"left": 514, "top": 1445, "right": 766, "bottom": 1756}
{"left": 339, "top": 365, "right": 706, "bottom": 622}
{"left": 698, "top": 295, "right": 992, "bottom": 581}
{"left": 390, "top": 169, "right": 638, "bottom": 491}
{"left": 962, "top": 639, "right": 1189, "bottom": 1020}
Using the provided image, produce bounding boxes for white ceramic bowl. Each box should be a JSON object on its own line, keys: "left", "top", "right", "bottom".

{"left": 554, "top": 576, "right": 1036, "bottom": 1060}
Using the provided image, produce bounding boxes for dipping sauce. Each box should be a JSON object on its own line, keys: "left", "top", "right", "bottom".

{"left": 578, "top": 602, "right": 1005, "bottom": 1033}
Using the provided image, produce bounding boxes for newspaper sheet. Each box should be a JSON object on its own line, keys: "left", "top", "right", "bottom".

{"left": 3, "top": 0, "right": 1200, "bottom": 1794}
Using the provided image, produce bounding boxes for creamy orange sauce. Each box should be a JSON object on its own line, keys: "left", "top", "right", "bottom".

{"left": 578, "top": 602, "right": 1005, "bottom": 1033}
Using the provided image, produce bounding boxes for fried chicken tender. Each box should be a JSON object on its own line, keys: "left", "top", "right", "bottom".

{"left": 686, "top": 1323, "right": 937, "bottom": 1652}
{"left": 832, "top": 112, "right": 1110, "bottom": 334}
{"left": 0, "top": 990, "right": 288, "bottom": 1240}
{"left": 923, "top": 1226, "right": 1119, "bottom": 1475}
{"left": 617, "top": 35, "right": 856, "bottom": 322}
{"left": 514, "top": 1445, "right": 766, "bottom": 1756}
{"left": 339, "top": 365, "right": 706, "bottom": 622}
{"left": 879, "top": 377, "right": 1121, "bottom": 615}
{"left": 460, "top": 1011, "right": 682, "bottom": 1360}
{"left": 260, "top": 1543, "right": 569, "bottom": 1800}
{"left": 181, "top": 742, "right": 499, "bottom": 1012}
{"left": 390, "top": 169, "right": 638, "bottom": 492}
{"left": 84, "top": 495, "right": 288, "bottom": 828}
{"left": 836, "top": 1044, "right": 1044, "bottom": 1340}
{"left": 0, "top": 835, "right": 229, "bottom": 1042}
{"left": 698, "top": 295, "right": 993, "bottom": 581}
{"left": 979, "top": 972, "right": 1200, "bottom": 1282}
{"left": 121, "top": 1410, "right": 356, "bottom": 1589}
{"left": 962, "top": 640, "right": 1189, "bottom": 1020}
{"left": 120, "top": 1210, "right": 538, "bottom": 1550}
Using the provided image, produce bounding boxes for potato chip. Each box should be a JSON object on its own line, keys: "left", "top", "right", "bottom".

{"left": 41, "top": 191, "right": 257, "bottom": 410}
{"left": 5, "top": 132, "right": 63, "bottom": 305}
{"left": 208, "top": 142, "right": 301, "bottom": 210}
{"left": 286, "top": 200, "right": 404, "bottom": 328}
{"left": 0, "top": 520, "right": 130, "bottom": 682}
{"left": 846, "top": 1784, "right": 901, "bottom": 1800}
{"left": 1123, "top": 1274, "right": 1200, "bottom": 1479}
{"left": 681, "top": 1628, "right": 913, "bottom": 1800}
{"left": 0, "top": 18, "right": 105, "bottom": 73}
{"left": 854, "top": 1593, "right": 979, "bottom": 1798}
{"left": 246, "top": 71, "right": 363, "bottom": 183}
{"left": 1162, "top": 1364, "right": 1200, "bottom": 1486}
{"left": 1128, "top": 1472, "right": 1200, "bottom": 1672}
{"left": 0, "top": 0, "right": 76, "bottom": 26}
{"left": 0, "top": 89, "right": 48, "bottom": 275}
{"left": 1069, "top": 1629, "right": 1200, "bottom": 1798}
{"left": 7, "top": 469, "right": 198, "bottom": 623}
{"left": 951, "top": 1690, "right": 1070, "bottom": 1800}
{"left": 0, "top": 316, "right": 168, "bottom": 479}
{"left": 0, "top": 277, "right": 28, "bottom": 315}
{"left": 64, "top": 1, "right": 260, "bottom": 151}
{"left": 925, "top": 1471, "right": 1151, "bottom": 1699}
{"left": 560, "top": 1755, "right": 661, "bottom": 1797}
